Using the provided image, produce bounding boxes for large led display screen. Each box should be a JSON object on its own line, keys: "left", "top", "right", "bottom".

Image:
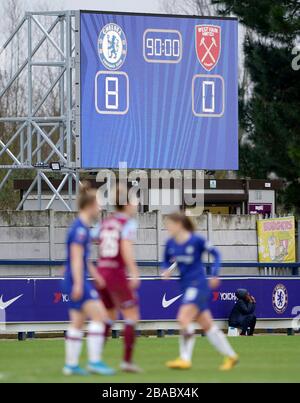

{"left": 79, "top": 11, "right": 238, "bottom": 169}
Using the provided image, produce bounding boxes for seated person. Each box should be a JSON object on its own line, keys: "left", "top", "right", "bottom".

{"left": 229, "top": 289, "right": 256, "bottom": 336}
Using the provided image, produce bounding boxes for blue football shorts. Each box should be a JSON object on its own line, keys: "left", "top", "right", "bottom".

{"left": 62, "top": 279, "right": 99, "bottom": 311}
{"left": 181, "top": 285, "right": 211, "bottom": 312}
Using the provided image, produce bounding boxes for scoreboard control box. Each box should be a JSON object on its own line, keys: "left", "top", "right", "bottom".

{"left": 78, "top": 11, "right": 238, "bottom": 170}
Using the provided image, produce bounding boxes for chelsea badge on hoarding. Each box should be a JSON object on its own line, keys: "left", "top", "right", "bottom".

{"left": 272, "top": 284, "right": 288, "bottom": 314}
{"left": 98, "top": 23, "right": 127, "bottom": 70}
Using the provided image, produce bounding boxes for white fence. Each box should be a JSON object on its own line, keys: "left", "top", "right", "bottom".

{"left": 0, "top": 211, "right": 261, "bottom": 276}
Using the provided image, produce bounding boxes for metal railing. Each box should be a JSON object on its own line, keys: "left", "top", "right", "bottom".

{"left": 0, "top": 260, "right": 299, "bottom": 276}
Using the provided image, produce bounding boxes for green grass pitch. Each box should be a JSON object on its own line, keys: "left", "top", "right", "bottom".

{"left": 0, "top": 336, "right": 299, "bottom": 383}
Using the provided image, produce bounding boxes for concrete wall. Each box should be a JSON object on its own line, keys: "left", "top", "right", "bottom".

{"left": 0, "top": 211, "right": 260, "bottom": 277}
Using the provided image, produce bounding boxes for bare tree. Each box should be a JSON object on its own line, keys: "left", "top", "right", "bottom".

{"left": 0, "top": 0, "right": 26, "bottom": 117}
{"left": 162, "top": 0, "right": 217, "bottom": 16}
{"left": 0, "top": 0, "right": 63, "bottom": 209}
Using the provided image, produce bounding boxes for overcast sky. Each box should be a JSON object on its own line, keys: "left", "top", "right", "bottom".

{"left": 26, "top": 0, "right": 162, "bottom": 13}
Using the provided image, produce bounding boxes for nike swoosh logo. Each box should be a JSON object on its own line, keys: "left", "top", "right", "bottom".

{"left": 162, "top": 293, "right": 183, "bottom": 308}
{"left": 0, "top": 294, "right": 23, "bottom": 310}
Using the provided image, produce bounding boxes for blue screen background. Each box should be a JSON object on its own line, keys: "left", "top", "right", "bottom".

{"left": 80, "top": 12, "right": 238, "bottom": 169}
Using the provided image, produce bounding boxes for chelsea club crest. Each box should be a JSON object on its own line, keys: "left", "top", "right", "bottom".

{"left": 272, "top": 284, "right": 288, "bottom": 314}
{"left": 98, "top": 23, "right": 127, "bottom": 70}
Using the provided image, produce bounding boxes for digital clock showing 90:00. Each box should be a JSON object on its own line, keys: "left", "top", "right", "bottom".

{"left": 143, "top": 29, "right": 182, "bottom": 63}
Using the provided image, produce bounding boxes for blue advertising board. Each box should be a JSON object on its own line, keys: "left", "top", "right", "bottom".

{"left": 1, "top": 278, "right": 299, "bottom": 323}
{"left": 79, "top": 11, "right": 238, "bottom": 169}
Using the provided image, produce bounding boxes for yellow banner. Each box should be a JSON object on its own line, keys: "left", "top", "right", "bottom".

{"left": 257, "top": 217, "right": 296, "bottom": 263}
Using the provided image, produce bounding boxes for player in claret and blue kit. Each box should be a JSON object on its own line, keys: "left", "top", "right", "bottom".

{"left": 162, "top": 212, "right": 239, "bottom": 371}
{"left": 91, "top": 185, "right": 141, "bottom": 373}
{"left": 62, "top": 181, "right": 114, "bottom": 376}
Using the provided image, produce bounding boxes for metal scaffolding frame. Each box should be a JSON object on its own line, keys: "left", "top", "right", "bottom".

{"left": 0, "top": 10, "right": 80, "bottom": 211}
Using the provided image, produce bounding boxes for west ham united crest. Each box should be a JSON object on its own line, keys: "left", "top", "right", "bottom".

{"left": 98, "top": 23, "right": 127, "bottom": 70}
{"left": 195, "top": 25, "right": 221, "bottom": 71}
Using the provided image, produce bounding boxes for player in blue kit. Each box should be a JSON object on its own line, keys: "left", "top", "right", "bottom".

{"left": 62, "top": 181, "right": 114, "bottom": 376}
{"left": 162, "top": 212, "right": 238, "bottom": 371}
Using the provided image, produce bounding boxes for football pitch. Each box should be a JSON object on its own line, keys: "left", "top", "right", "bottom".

{"left": 0, "top": 335, "right": 299, "bottom": 383}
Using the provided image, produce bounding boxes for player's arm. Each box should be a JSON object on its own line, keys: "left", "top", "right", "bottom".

{"left": 88, "top": 262, "right": 106, "bottom": 289}
{"left": 204, "top": 241, "right": 221, "bottom": 289}
{"left": 161, "top": 261, "right": 177, "bottom": 280}
{"left": 120, "top": 219, "right": 140, "bottom": 289}
{"left": 88, "top": 223, "right": 106, "bottom": 288}
{"left": 120, "top": 239, "right": 140, "bottom": 289}
{"left": 70, "top": 243, "right": 84, "bottom": 301}
{"left": 161, "top": 241, "right": 175, "bottom": 280}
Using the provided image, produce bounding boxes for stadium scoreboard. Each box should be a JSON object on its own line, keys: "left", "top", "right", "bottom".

{"left": 77, "top": 11, "right": 238, "bottom": 170}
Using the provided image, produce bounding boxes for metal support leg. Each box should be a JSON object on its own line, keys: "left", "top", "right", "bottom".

{"left": 0, "top": 11, "right": 77, "bottom": 210}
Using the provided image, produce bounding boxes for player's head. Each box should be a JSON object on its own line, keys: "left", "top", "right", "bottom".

{"left": 166, "top": 212, "right": 195, "bottom": 237}
{"left": 77, "top": 180, "right": 99, "bottom": 219}
{"left": 114, "top": 184, "right": 138, "bottom": 216}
